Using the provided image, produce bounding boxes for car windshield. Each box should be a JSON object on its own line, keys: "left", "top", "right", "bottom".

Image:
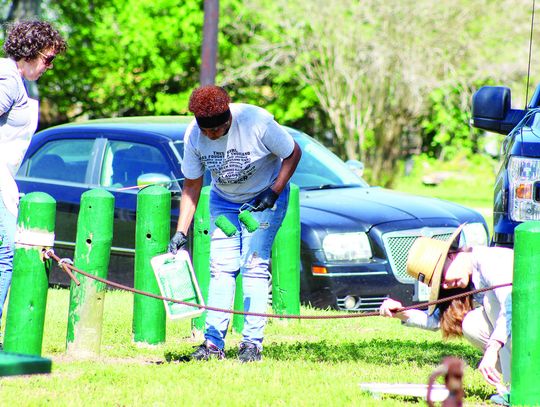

{"left": 290, "top": 131, "right": 368, "bottom": 189}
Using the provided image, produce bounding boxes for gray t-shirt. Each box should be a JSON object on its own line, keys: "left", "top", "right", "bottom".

{"left": 182, "top": 103, "right": 295, "bottom": 203}
{"left": 0, "top": 58, "right": 39, "bottom": 216}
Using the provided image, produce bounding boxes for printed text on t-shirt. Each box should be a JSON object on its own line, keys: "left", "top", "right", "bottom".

{"left": 201, "top": 149, "right": 256, "bottom": 184}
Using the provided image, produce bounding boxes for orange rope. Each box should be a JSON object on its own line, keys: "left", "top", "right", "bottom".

{"left": 44, "top": 249, "right": 512, "bottom": 320}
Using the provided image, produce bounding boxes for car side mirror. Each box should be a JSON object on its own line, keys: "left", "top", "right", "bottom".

{"left": 471, "top": 86, "right": 526, "bottom": 135}
{"left": 346, "top": 159, "right": 364, "bottom": 178}
{"left": 137, "top": 173, "right": 172, "bottom": 189}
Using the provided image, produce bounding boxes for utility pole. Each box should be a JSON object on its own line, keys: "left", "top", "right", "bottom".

{"left": 6, "top": 0, "right": 40, "bottom": 22}
{"left": 200, "top": 0, "right": 219, "bottom": 85}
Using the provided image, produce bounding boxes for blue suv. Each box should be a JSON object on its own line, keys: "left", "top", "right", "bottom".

{"left": 471, "top": 85, "right": 540, "bottom": 246}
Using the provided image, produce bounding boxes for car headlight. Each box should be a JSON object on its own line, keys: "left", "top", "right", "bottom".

{"left": 508, "top": 156, "right": 540, "bottom": 221}
{"left": 461, "top": 222, "right": 488, "bottom": 247}
{"left": 322, "top": 232, "right": 372, "bottom": 261}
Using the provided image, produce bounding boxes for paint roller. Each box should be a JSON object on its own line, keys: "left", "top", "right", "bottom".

{"left": 214, "top": 204, "right": 260, "bottom": 236}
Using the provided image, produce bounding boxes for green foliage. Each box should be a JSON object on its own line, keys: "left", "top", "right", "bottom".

{"left": 419, "top": 79, "right": 499, "bottom": 160}
{"left": 2, "top": 0, "right": 531, "bottom": 186}
{"left": 42, "top": 0, "right": 206, "bottom": 123}
{"left": 40, "top": 0, "right": 326, "bottom": 133}
{"left": 218, "top": 0, "right": 327, "bottom": 139}
{"left": 420, "top": 85, "right": 475, "bottom": 159}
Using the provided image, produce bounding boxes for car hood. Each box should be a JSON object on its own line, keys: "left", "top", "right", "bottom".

{"left": 512, "top": 126, "right": 540, "bottom": 157}
{"left": 300, "top": 186, "right": 477, "bottom": 231}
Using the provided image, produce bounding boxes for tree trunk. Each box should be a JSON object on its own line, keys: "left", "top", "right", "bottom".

{"left": 7, "top": 0, "right": 40, "bottom": 21}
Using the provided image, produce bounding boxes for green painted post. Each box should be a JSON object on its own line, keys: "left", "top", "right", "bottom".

{"left": 66, "top": 189, "right": 114, "bottom": 356}
{"left": 512, "top": 221, "right": 540, "bottom": 405}
{"left": 192, "top": 187, "right": 211, "bottom": 332}
{"left": 4, "top": 193, "right": 56, "bottom": 356}
{"left": 133, "top": 185, "right": 170, "bottom": 344}
{"left": 271, "top": 184, "right": 301, "bottom": 316}
{"left": 232, "top": 274, "right": 244, "bottom": 333}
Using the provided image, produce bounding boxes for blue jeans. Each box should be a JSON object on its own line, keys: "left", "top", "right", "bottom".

{"left": 0, "top": 196, "right": 16, "bottom": 323}
{"left": 204, "top": 184, "right": 290, "bottom": 350}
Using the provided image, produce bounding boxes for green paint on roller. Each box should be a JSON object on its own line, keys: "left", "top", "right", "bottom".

{"left": 215, "top": 215, "right": 237, "bottom": 236}
{"left": 239, "top": 210, "right": 259, "bottom": 232}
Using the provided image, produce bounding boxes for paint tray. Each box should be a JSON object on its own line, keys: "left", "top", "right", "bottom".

{"left": 151, "top": 250, "right": 205, "bottom": 320}
{"left": 0, "top": 351, "right": 52, "bottom": 376}
{"left": 359, "top": 383, "right": 449, "bottom": 402}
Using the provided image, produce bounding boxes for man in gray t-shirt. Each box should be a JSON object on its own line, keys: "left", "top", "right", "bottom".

{"left": 168, "top": 85, "right": 301, "bottom": 363}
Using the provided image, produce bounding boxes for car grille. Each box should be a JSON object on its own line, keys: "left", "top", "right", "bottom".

{"left": 337, "top": 295, "right": 389, "bottom": 312}
{"left": 382, "top": 227, "right": 456, "bottom": 284}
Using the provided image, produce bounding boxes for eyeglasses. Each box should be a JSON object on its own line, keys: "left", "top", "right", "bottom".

{"left": 38, "top": 51, "right": 56, "bottom": 67}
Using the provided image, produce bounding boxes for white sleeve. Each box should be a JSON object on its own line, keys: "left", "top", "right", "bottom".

{"left": 0, "top": 73, "right": 18, "bottom": 115}
{"left": 0, "top": 162, "right": 19, "bottom": 217}
{"left": 180, "top": 123, "right": 205, "bottom": 180}
{"left": 474, "top": 247, "right": 513, "bottom": 345}
{"left": 261, "top": 120, "right": 295, "bottom": 159}
{"left": 402, "top": 309, "right": 441, "bottom": 331}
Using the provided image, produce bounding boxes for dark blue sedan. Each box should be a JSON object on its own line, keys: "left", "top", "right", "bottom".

{"left": 16, "top": 117, "right": 489, "bottom": 311}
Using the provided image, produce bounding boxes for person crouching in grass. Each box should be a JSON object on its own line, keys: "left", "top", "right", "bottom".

{"left": 379, "top": 224, "right": 512, "bottom": 405}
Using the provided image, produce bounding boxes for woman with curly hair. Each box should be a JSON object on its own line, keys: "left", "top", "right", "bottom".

{"left": 379, "top": 224, "right": 513, "bottom": 405}
{"left": 0, "top": 20, "right": 66, "bottom": 334}
{"left": 168, "top": 85, "right": 302, "bottom": 362}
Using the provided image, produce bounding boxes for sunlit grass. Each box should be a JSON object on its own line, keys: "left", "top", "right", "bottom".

{"left": 0, "top": 289, "right": 495, "bottom": 406}
{"left": 391, "top": 154, "right": 496, "bottom": 237}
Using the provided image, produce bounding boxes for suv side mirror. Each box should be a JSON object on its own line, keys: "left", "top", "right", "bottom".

{"left": 471, "top": 86, "right": 526, "bottom": 135}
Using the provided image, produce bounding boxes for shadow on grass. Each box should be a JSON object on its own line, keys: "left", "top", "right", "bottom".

{"left": 261, "top": 339, "right": 482, "bottom": 366}
{"left": 165, "top": 339, "right": 491, "bottom": 402}
{"left": 165, "top": 338, "right": 481, "bottom": 367}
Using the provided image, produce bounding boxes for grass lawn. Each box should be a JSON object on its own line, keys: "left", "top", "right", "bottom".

{"left": 0, "top": 289, "right": 496, "bottom": 406}
{"left": 391, "top": 154, "right": 497, "bottom": 238}
{"left": 0, "top": 155, "right": 500, "bottom": 406}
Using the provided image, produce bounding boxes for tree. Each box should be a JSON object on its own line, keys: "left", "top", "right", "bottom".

{"left": 39, "top": 0, "right": 206, "bottom": 126}
{"left": 226, "top": 0, "right": 529, "bottom": 184}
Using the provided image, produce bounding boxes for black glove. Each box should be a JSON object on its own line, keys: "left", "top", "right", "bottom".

{"left": 251, "top": 187, "right": 279, "bottom": 212}
{"left": 168, "top": 231, "right": 187, "bottom": 254}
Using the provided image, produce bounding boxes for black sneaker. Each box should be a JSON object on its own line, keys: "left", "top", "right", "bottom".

{"left": 190, "top": 340, "right": 225, "bottom": 361}
{"left": 238, "top": 342, "right": 262, "bottom": 363}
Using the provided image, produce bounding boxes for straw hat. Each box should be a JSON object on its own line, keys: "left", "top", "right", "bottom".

{"left": 406, "top": 224, "right": 465, "bottom": 315}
